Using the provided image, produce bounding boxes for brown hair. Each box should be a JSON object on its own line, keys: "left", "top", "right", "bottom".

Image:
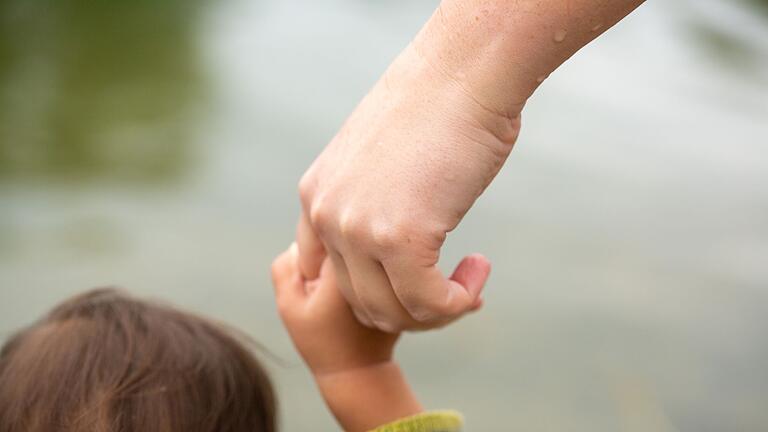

{"left": 0, "top": 288, "right": 277, "bottom": 432}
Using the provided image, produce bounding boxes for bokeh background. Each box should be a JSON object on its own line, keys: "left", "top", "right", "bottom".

{"left": 1, "top": 0, "right": 767, "bottom": 430}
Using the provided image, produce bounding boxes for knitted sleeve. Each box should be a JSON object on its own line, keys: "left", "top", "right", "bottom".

{"left": 369, "top": 410, "right": 463, "bottom": 432}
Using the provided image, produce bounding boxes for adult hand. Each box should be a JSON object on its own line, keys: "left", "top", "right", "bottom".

{"left": 296, "top": 42, "right": 513, "bottom": 332}
{"left": 295, "top": 0, "right": 644, "bottom": 332}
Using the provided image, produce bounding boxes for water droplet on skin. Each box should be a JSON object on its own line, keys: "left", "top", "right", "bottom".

{"left": 553, "top": 29, "right": 567, "bottom": 43}
{"left": 591, "top": 23, "right": 603, "bottom": 32}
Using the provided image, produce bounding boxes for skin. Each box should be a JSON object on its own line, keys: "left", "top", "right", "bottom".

{"left": 297, "top": 0, "right": 646, "bottom": 332}
{"left": 272, "top": 244, "right": 425, "bottom": 432}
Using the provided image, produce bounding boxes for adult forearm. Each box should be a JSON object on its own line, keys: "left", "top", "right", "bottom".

{"left": 411, "top": 0, "right": 646, "bottom": 118}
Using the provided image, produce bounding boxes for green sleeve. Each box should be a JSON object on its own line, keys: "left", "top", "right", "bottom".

{"left": 369, "top": 410, "right": 463, "bottom": 432}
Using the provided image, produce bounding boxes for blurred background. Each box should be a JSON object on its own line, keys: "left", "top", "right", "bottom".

{"left": 1, "top": 0, "right": 767, "bottom": 430}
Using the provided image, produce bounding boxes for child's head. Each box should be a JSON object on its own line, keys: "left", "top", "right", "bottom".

{"left": 0, "top": 288, "right": 276, "bottom": 432}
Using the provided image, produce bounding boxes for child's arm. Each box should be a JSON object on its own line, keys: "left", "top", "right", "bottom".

{"left": 272, "top": 244, "right": 470, "bottom": 431}
{"left": 272, "top": 244, "right": 418, "bottom": 431}
{"left": 313, "top": 363, "right": 421, "bottom": 432}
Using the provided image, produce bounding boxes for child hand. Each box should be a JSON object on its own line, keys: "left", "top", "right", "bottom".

{"left": 271, "top": 243, "right": 399, "bottom": 377}
{"left": 272, "top": 242, "right": 478, "bottom": 431}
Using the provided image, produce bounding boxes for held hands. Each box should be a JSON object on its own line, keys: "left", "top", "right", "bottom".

{"left": 272, "top": 243, "right": 399, "bottom": 376}
{"left": 273, "top": 243, "right": 436, "bottom": 431}
{"left": 296, "top": 43, "right": 510, "bottom": 332}
{"left": 292, "top": 0, "right": 642, "bottom": 335}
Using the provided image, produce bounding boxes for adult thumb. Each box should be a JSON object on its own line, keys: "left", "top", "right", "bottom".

{"left": 449, "top": 254, "right": 491, "bottom": 303}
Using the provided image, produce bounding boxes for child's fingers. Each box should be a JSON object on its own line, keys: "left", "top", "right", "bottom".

{"left": 314, "top": 257, "right": 369, "bottom": 318}
{"left": 296, "top": 211, "right": 326, "bottom": 280}
{"left": 271, "top": 243, "right": 307, "bottom": 305}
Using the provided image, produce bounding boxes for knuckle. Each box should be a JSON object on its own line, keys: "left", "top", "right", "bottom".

{"left": 338, "top": 210, "right": 366, "bottom": 240}
{"left": 401, "top": 294, "right": 457, "bottom": 323}
{"left": 270, "top": 258, "right": 283, "bottom": 283}
{"left": 371, "top": 220, "right": 445, "bottom": 255}
{"left": 372, "top": 318, "right": 403, "bottom": 334}
{"left": 341, "top": 216, "right": 383, "bottom": 250}
{"left": 309, "top": 200, "right": 333, "bottom": 230}
{"left": 298, "top": 172, "right": 315, "bottom": 206}
{"left": 352, "top": 308, "right": 373, "bottom": 328}
{"left": 370, "top": 221, "right": 411, "bottom": 251}
{"left": 359, "top": 302, "right": 403, "bottom": 333}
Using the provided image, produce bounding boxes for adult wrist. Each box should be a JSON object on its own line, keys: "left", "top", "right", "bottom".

{"left": 410, "top": 0, "right": 646, "bottom": 113}
{"left": 407, "top": 1, "right": 542, "bottom": 120}
{"left": 380, "top": 40, "right": 523, "bottom": 148}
